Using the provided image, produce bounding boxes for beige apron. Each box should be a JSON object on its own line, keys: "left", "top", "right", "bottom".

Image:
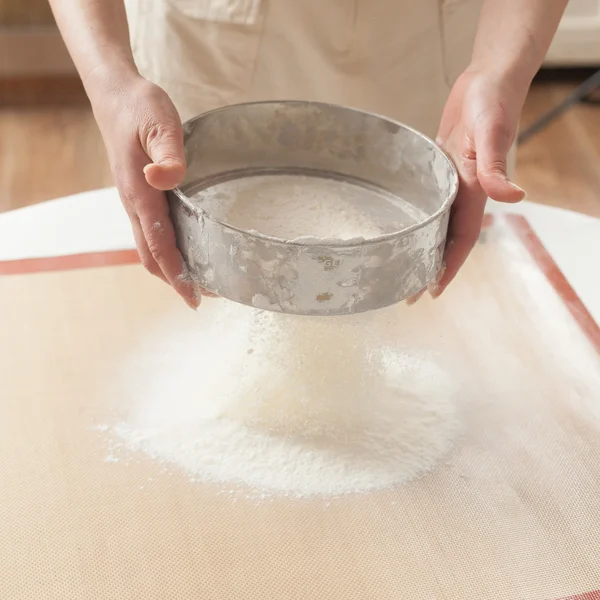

{"left": 125, "top": 0, "right": 482, "bottom": 140}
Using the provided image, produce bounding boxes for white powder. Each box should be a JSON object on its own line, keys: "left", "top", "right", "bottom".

{"left": 107, "top": 301, "right": 459, "bottom": 498}
{"left": 191, "top": 173, "right": 426, "bottom": 242}
{"left": 101, "top": 174, "right": 456, "bottom": 497}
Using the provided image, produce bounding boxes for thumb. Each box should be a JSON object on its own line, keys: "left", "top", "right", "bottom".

{"left": 140, "top": 117, "right": 186, "bottom": 191}
{"left": 475, "top": 121, "right": 525, "bottom": 203}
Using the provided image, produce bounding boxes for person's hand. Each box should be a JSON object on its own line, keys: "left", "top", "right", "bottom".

{"left": 90, "top": 72, "right": 202, "bottom": 309}
{"left": 409, "top": 67, "right": 527, "bottom": 304}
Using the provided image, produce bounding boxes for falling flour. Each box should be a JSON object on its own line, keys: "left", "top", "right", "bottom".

{"left": 107, "top": 301, "right": 459, "bottom": 498}
{"left": 102, "top": 174, "right": 456, "bottom": 498}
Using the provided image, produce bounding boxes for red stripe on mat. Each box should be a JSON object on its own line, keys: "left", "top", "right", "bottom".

{"left": 0, "top": 249, "right": 139, "bottom": 275}
{"left": 506, "top": 214, "right": 600, "bottom": 356}
{"left": 0, "top": 216, "right": 496, "bottom": 274}
{"left": 558, "top": 591, "right": 600, "bottom": 600}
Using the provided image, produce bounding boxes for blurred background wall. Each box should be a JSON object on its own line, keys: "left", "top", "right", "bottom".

{"left": 0, "top": 0, "right": 112, "bottom": 212}
{"left": 1, "top": 0, "right": 600, "bottom": 218}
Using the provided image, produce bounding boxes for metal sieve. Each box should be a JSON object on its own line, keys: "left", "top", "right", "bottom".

{"left": 168, "top": 101, "right": 458, "bottom": 316}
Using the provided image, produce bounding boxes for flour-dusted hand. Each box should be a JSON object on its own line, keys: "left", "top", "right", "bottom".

{"left": 90, "top": 74, "right": 201, "bottom": 309}
{"left": 406, "top": 0, "right": 568, "bottom": 304}
{"left": 432, "top": 69, "right": 526, "bottom": 297}
{"left": 46, "top": 0, "right": 213, "bottom": 309}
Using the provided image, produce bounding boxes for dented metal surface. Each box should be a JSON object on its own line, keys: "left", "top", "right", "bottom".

{"left": 168, "top": 101, "right": 458, "bottom": 316}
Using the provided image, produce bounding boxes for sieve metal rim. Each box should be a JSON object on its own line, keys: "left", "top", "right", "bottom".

{"left": 169, "top": 100, "right": 458, "bottom": 315}
{"left": 170, "top": 100, "right": 459, "bottom": 250}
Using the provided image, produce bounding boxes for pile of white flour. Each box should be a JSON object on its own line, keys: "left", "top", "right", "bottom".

{"left": 104, "top": 174, "right": 457, "bottom": 498}
{"left": 108, "top": 302, "right": 458, "bottom": 498}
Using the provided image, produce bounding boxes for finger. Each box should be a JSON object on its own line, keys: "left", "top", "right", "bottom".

{"left": 144, "top": 160, "right": 186, "bottom": 191}
{"left": 138, "top": 114, "right": 216, "bottom": 301}
{"left": 474, "top": 121, "right": 525, "bottom": 203}
{"left": 178, "top": 261, "right": 218, "bottom": 302}
{"left": 426, "top": 263, "right": 446, "bottom": 299}
{"left": 120, "top": 154, "right": 199, "bottom": 309}
{"left": 117, "top": 186, "right": 169, "bottom": 285}
{"left": 434, "top": 183, "right": 486, "bottom": 297}
{"left": 406, "top": 264, "right": 447, "bottom": 305}
{"left": 140, "top": 114, "right": 186, "bottom": 191}
{"left": 433, "top": 135, "right": 486, "bottom": 296}
{"left": 135, "top": 191, "right": 199, "bottom": 309}
{"left": 406, "top": 288, "right": 426, "bottom": 306}
{"left": 130, "top": 212, "right": 169, "bottom": 285}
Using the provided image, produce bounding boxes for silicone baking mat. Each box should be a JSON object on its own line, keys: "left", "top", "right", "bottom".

{"left": 0, "top": 214, "right": 599, "bottom": 599}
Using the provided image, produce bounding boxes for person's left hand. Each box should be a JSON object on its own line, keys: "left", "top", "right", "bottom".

{"left": 409, "top": 67, "right": 528, "bottom": 304}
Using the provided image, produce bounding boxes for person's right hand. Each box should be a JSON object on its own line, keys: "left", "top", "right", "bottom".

{"left": 90, "top": 72, "right": 201, "bottom": 309}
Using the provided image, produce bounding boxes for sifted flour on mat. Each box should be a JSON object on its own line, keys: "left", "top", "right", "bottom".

{"left": 107, "top": 301, "right": 459, "bottom": 498}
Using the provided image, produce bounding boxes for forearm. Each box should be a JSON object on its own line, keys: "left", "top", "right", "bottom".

{"left": 470, "top": 0, "right": 568, "bottom": 86}
{"left": 48, "top": 0, "right": 138, "bottom": 89}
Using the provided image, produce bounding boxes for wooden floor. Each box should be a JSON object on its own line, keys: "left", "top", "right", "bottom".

{"left": 0, "top": 77, "right": 112, "bottom": 213}
{"left": 517, "top": 73, "right": 600, "bottom": 218}
{"left": 1, "top": 74, "right": 600, "bottom": 218}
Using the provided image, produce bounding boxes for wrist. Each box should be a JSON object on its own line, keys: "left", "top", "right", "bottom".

{"left": 82, "top": 55, "right": 141, "bottom": 97}
{"left": 469, "top": 32, "right": 541, "bottom": 93}
{"left": 464, "top": 57, "right": 534, "bottom": 98}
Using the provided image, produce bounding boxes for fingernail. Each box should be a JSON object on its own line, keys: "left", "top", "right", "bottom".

{"left": 508, "top": 181, "right": 526, "bottom": 195}
{"left": 429, "top": 281, "right": 444, "bottom": 299}
{"left": 406, "top": 289, "right": 426, "bottom": 306}
{"left": 428, "top": 285, "right": 442, "bottom": 299}
{"left": 428, "top": 264, "right": 446, "bottom": 299}
{"left": 184, "top": 296, "right": 200, "bottom": 311}
{"left": 428, "top": 276, "right": 441, "bottom": 298}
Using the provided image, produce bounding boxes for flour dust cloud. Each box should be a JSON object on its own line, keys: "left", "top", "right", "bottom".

{"left": 104, "top": 300, "right": 459, "bottom": 498}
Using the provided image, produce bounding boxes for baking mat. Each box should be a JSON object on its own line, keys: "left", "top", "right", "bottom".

{"left": 0, "top": 214, "right": 599, "bottom": 599}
